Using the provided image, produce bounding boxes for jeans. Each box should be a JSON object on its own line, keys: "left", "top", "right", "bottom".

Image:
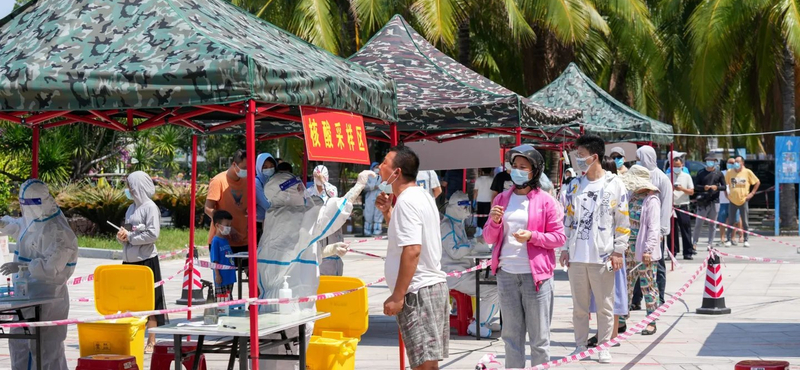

{"left": 497, "top": 270, "right": 553, "bottom": 368}
{"left": 727, "top": 202, "right": 750, "bottom": 241}
{"left": 692, "top": 203, "right": 719, "bottom": 246}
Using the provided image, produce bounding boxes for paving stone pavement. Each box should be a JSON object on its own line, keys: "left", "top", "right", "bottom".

{"left": 1, "top": 235, "right": 799, "bottom": 369}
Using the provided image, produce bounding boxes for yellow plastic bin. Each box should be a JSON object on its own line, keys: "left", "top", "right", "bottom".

{"left": 308, "top": 276, "right": 369, "bottom": 370}
{"left": 77, "top": 265, "right": 154, "bottom": 370}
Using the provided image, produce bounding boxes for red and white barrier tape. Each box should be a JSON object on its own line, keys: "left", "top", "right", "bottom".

{"left": 347, "top": 248, "right": 386, "bottom": 260}
{"left": 665, "top": 247, "right": 686, "bottom": 272}
{"left": 70, "top": 264, "right": 190, "bottom": 302}
{"left": 712, "top": 248, "right": 793, "bottom": 264}
{"left": 3, "top": 258, "right": 493, "bottom": 328}
{"left": 477, "top": 252, "right": 711, "bottom": 370}
{"left": 674, "top": 207, "right": 800, "bottom": 250}
{"left": 193, "top": 259, "right": 238, "bottom": 270}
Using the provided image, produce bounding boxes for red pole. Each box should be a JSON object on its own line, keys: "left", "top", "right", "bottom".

{"left": 515, "top": 127, "right": 522, "bottom": 146}
{"left": 389, "top": 122, "right": 404, "bottom": 370}
{"left": 302, "top": 150, "right": 308, "bottom": 186}
{"left": 462, "top": 169, "right": 467, "bottom": 193}
{"left": 32, "top": 125, "right": 40, "bottom": 179}
{"left": 669, "top": 143, "right": 675, "bottom": 271}
{"left": 188, "top": 135, "right": 198, "bottom": 321}
{"left": 246, "top": 100, "right": 260, "bottom": 370}
{"left": 557, "top": 143, "right": 564, "bottom": 189}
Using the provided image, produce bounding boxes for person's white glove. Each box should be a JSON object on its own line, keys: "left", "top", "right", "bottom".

{"left": 0, "top": 215, "right": 16, "bottom": 230}
{"left": 0, "top": 262, "right": 23, "bottom": 276}
{"left": 322, "top": 242, "right": 349, "bottom": 258}
{"left": 356, "top": 170, "right": 377, "bottom": 186}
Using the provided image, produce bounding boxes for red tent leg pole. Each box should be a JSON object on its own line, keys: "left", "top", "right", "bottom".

{"left": 515, "top": 127, "right": 522, "bottom": 146}
{"left": 389, "top": 122, "right": 404, "bottom": 370}
{"left": 557, "top": 144, "right": 564, "bottom": 189}
{"left": 246, "top": 100, "right": 260, "bottom": 370}
{"left": 32, "top": 125, "right": 40, "bottom": 179}
{"left": 188, "top": 135, "right": 198, "bottom": 323}
{"left": 462, "top": 169, "right": 467, "bottom": 193}
{"left": 302, "top": 150, "right": 308, "bottom": 185}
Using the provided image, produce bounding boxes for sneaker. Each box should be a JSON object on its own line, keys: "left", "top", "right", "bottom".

{"left": 467, "top": 322, "right": 492, "bottom": 338}
{"left": 567, "top": 346, "right": 588, "bottom": 358}
{"left": 724, "top": 241, "right": 732, "bottom": 247}
{"left": 487, "top": 321, "right": 502, "bottom": 332}
{"left": 743, "top": 241, "right": 750, "bottom": 248}
{"left": 598, "top": 349, "right": 612, "bottom": 363}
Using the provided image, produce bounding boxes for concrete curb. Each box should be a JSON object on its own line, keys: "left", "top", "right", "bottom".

{"left": 78, "top": 247, "right": 123, "bottom": 260}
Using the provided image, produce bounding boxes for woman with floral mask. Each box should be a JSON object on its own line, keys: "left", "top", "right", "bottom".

{"left": 482, "top": 144, "right": 566, "bottom": 368}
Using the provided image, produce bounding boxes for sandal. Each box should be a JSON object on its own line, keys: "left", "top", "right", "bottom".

{"left": 145, "top": 342, "right": 155, "bottom": 354}
{"left": 641, "top": 323, "right": 657, "bottom": 336}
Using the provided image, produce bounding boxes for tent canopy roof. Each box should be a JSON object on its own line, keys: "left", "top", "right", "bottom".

{"left": 529, "top": 63, "right": 673, "bottom": 145}
{"left": 0, "top": 0, "right": 397, "bottom": 132}
{"left": 349, "top": 15, "right": 579, "bottom": 132}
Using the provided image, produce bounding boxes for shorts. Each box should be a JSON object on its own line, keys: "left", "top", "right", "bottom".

{"left": 214, "top": 284, "right": 233, "bottom": 300}
{"left": 396, "top": 282, "right": 449, "bottom": 368}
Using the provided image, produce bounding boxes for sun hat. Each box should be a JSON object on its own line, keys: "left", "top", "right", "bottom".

{"left": 621, "top": 165, "right": 658, "bottom": 193}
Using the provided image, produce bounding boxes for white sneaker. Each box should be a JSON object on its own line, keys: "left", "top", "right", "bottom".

{"left": 467, "top": 322, "right": 492, "bottom": 338}
{"left": 598, "top": 349, "right": 612, "bottom": 363}
{"left": 567, "top": 346, "right": 588, "bottom": 358}
{"left": 743, "top": 241, "right": 750, "bottom": 248}
{"left": 487, "top": 321, "right": 502, "bottom": 332}
{"left": 724, "top": 241, "right": 732, "bottom": 247}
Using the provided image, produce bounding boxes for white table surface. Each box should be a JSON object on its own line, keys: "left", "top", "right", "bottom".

{"left": 149, "top": 311, "right": 330, "bottom": 337}
{"left": 225, "top": 252, "right": 250, "bottom": 259}
{"left": 0, "top": 297, "right": 60, "bottom": 310}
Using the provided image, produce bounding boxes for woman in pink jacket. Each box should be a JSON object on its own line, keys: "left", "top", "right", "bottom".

{"left": 483, "top": 145, "right": 566, "bottom": 368}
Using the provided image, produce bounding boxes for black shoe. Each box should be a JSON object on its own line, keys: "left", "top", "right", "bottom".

{"left": 641, "top": 323, "right": 657, "bottom": 336}
{"left": 618, "top": 324, "right": 627, "bottom": 333}
{"left": 683, "top": 256, "right": 693, "bottom": 260}
{"left": 630, "top": 303, "right": 641, "bottom": 311}
{"left": 587, "top": 335, "right": 598, "bottom": 348}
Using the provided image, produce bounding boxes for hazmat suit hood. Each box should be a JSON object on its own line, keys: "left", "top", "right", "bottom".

{"left": 127, "top": 171, "right": 155, "bottom": 207}
{"left": 313, "top": 165, "right": 329, "bottom": 184}
{"left": 636, "top": 146, "right": 658, "bottom": 171}
{"left": 265, "top": 172, "right": 309, "bottom": 207}
{"left": 18, "top": 180, "right": 60, "bottom": 223}
{"left": 256, "top": 153, "right": 277, "bottom": 185}
{"left": 445, "top": 191, "right": 471, "bottom": 221}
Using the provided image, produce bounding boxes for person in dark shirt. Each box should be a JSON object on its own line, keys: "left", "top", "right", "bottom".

{"left": 442, "top": 169, "right": 465, "bottom": 200}
{"left": 692, "top": 153, "right": 727, "bottom": 249}
{"left": 490, "top": 168, "right": 512, "bottom": 201}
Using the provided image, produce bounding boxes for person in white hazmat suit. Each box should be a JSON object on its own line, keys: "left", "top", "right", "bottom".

{"left": 363, "top": 162, "right": 384, "bottom": 236}
{"left": 441, "top": 191, "right": 500, "bottom": 338}
{"left": 257, "top": 169, "right": 375, "bottom": 369}
{"left": 0, "top": 179, "right": 78, "bottom": 370}
{"left": 305, "top": 165, "right": 346, "bottom": 276}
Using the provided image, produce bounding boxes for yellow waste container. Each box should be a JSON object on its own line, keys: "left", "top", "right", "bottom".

{"left": 308, "top": 276, "right": 369, "bottom": 370}
{"left": 77, "top": 265, "right": 154, "bottom": 370}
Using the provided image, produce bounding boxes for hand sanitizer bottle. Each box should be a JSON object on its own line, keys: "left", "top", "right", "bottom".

{"left": 279, "top": 276, "right": 292, "bottom": 314}
{"left": 15, "top": 265, "right": 29, "bottom": 299}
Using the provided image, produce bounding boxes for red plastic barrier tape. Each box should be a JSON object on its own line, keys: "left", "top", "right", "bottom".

{"left": 347, "top": 248, "right": 386, "bottom": 260}
{"left": 66, "top": 246, "right": 210, "bottom": 286}
{"left": 712, "top": 248, "right": 793, "bottom": 264}
{"left": 70, "top": 264, "right": 189, "bottom": 302}
{"left": 476, "top": 252, "right": 711, "bottom": 370}
{"left": 674, "top": 207, "right": 800, "bottom": 250}
{"left": 4, "top": 258, "right": 493, "bottom": 328}
{"left": 193, "top": 259, "right": 238, "bottom": 270}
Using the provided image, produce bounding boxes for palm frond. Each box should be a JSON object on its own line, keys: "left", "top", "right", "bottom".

{"left": 350, "top": 0, "right": 393, "bottom": 35}
{"left": 292, "top": 0, "right": 341, "bottom": 54}
{"left": 527, "top": 0, "right": 590, "bottom": 44}
{"left": 410, "top": 0, "right": 466, "bottom": 47}
{"left": 773, "top": 0, "right": 800, "bottom": 56}
{"left": 502, "top": 0, "right": 536, "bottom": 41}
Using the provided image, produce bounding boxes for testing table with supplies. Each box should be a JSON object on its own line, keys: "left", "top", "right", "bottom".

{"left": 469, "top": 254, "right": 497, "bottom": 341}
{"left": 0, "top": 297, "right": 61, "bottom": 370}
{"left": 150, "top": 310, "right": 330, "bottom": 370}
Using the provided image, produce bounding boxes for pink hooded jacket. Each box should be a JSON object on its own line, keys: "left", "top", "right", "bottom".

{"left": 483, "top": 188, "right": 566, "bottom": 287}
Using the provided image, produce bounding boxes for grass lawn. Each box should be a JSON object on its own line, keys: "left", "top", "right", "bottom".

{"left": 78, "top": 227, "right": 210, "bottom": 253}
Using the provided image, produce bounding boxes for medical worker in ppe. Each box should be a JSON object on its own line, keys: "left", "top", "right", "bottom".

{"left": 363, "top": 162, "right": 384, "bottom": 236}
{"left": 257, "top": 169, "right": 375, "bottom": 369}
{"left": 440, "top": 191, "right": 499, "bottom": 338}
{"left": 305, "top": 165, "right": 346, "bottom": 275}
{"left": 0, "top": 179, "right": 78, "bottom": 370}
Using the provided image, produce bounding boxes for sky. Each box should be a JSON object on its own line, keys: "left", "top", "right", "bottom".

{"left": 0, "top": 0, "right": 14, "bottom": 19}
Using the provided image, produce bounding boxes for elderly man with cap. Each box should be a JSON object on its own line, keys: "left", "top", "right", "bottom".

{"left": 692, "top": 154, "right": 726, "bottom": 250}
{"left": 609, "top": 147, "right": 628, "bottom": 175}
{"left": 668, "top": 151, "right": 695, "bottom": 260}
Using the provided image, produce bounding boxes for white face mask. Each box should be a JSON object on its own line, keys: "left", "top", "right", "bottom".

{"left": 378, "top": 170, "right": 399, "bottom": 194}
{"left": 262, "top": 168, "right": 275, "bottom": 179}
{"left": 574, "top": 154, "right": 595, "bottom": 173}
{"left": 219, "top": 225, "right": 231, "bottom": 236}
{"left": 235, "top": 163, "right": 247, "bottom": 178}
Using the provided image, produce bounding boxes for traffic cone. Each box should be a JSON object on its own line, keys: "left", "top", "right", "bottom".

{"left": 176, "top": 266, "right": 206, "bottom": 305}
{"left": 696, "top": 253, "right": 731, "bottom": 315}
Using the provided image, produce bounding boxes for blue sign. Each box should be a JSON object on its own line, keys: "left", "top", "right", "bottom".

{"left": 776, "top": 136, "right": 800, "bottom": 184}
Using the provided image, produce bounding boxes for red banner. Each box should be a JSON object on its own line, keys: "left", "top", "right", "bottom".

{"left": 301, "top": 107, "right": 370, "bottom": 165}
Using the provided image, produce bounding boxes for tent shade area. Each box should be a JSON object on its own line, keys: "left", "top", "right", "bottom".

{"left": 529, "top": 63, "right": 673, "bottom": 145}
{"left": 0, "top": 0, "right": 397, "bottom": 133}
{"left": 349, "top": 15, "right": 580, "bottom": 143}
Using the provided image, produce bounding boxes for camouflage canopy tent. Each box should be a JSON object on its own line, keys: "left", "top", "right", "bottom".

{"left": 0, "top": 1, "right": 397, "bottom": 366}
{"left": 349, "top": 15, "right": 581, "bottom": 145}
{"left": 0, "top": 0, "right": 397, "bottom": 137}
{"left": 529, "top": 63, "right": 674, "bottom": 146}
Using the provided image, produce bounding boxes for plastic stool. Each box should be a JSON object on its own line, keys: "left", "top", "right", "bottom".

{"left": 449, "top": 290, "right": 473, "bottom": 336}
{"left": 76, "top": 354, "right": 139, "bottom": 370}
{"left": 150, "top": 341, "right": 207, "bottom": 370}
{"left": 735, "top": 360, "right": 790, "bottom": 370}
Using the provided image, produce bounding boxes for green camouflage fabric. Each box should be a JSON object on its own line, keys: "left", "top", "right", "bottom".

{"left": 0, "top": 0, "right": 397, "bottom": 122}
{"left": 529, "top": 63, "right": 673, "bottom": 145}
{"left": 349, "top": 15, "right": 580, "bottom": 131}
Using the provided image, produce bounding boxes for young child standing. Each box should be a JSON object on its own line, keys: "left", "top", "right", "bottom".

{"left": 210, "top": 210, "right": 237, "bottom": 300}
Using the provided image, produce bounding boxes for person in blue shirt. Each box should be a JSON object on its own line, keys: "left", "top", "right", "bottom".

{"left": 210, "top": 210, "right": 237, "bottom": 299}
{"left": 255, "top": 153, "right": 278, "bottom": 240}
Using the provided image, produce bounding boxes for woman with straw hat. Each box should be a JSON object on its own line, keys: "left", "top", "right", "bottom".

{"left": 620, "top": 165, "right": 662, "bottom": 335}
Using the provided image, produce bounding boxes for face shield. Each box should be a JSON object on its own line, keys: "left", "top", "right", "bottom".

{"left": 445, "top": 191, "right": 472, "bottom": 220}
{"left": 18, "top": 180, "right": 59, "bottom": 222}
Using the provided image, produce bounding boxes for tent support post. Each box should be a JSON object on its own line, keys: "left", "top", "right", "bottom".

{"left": 462, "top": 169, "right": 467, "bottom": 193}
{"left": 388, "top": 122, "right": 404, "bottom": 370}
{"left": 188, "top": 135, "right": 198, "bottom": 322}
{"left": 515, "top": 127, "right": 522, "bottom": 146}
{"left": 669, "top": 143, "right": 675, "bottom": 271}
{"left": 390, "top": 122, "right": 399, "bottom": 146}
{"left": 32, "top": 125, "right": 40, "bottom": 178}
{"left": 302, "top": 150, "right": 308, "bottom": 185}
{"left": 246, "top": 100, "right": 260, "bottom": 370}
{"left": 557, "top": 143, "right": 564, "bottom": 189}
